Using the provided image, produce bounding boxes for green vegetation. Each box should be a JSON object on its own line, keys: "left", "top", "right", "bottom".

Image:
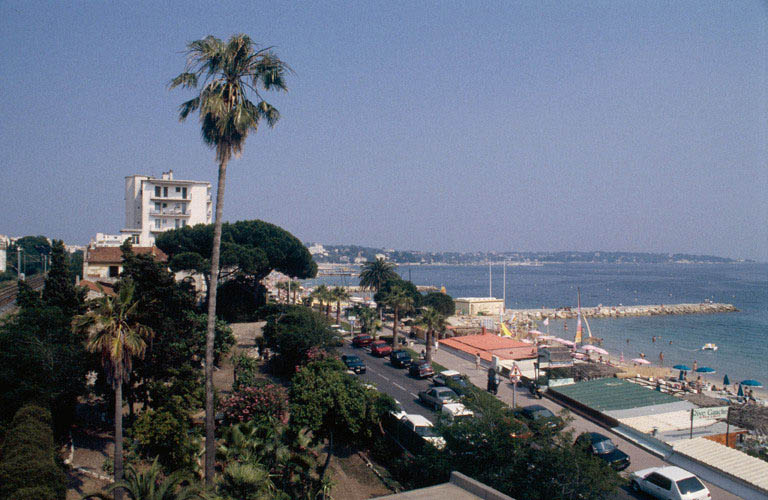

{"left": 422, "top": 291, "right": 455, "bottom": 316}
{"left": 417, "top": 306, "right": 446, "bottom": 363}
{"left": 0, "top": 405, "right": 66, "bottom": 500}
{"left": 262, "top": 305, "right": 338, "bottom": 375}
{"left": 220, "top": 384, "right": 289, "bottom": 426}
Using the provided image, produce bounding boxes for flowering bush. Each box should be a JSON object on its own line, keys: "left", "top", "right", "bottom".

{"left": 221, "top": 384, "right": 289, "bottom": 426}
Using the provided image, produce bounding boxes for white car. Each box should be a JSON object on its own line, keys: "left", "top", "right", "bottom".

{"left": 630, "top": 466, "right": 710, "bottom": 500}
{"left": 441, "top": 402, "right": 474, "bottom": 421}
{"left": 400, "top": 414, "right": 446, "bottom": 449}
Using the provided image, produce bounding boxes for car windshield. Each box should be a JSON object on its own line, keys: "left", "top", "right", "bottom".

{"left": 592, "top": 439, "right": 616, "bottom": 454}
{"left": 676, "top": 477, "right": 706, "bottom": 494}
{"left": 414, "top": 425, "right": 437, "bottom": 438}
{"left": 438, "top": 390, "right": 458, "bottom": 400}
{"left": 346, "top": 356, "right": 361, "bottom": 363}
{"left": 532, "top": 409, "right": 554, "bottom": 419}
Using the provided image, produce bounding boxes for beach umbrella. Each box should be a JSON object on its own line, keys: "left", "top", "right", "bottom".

{"left": 695, "top": 366, "right": 716, "bottom": 374}
{"left": 737, "top": 384, "right": 744, "bottom": 397}
{"left": 673, "top": 364, "right": 691, "bottom": 371}
{"left": 723, "top": 374, "right": 730, "bottom": 386}
{"left": 740, "top": 379, "right": 763, "bottom": 388}
{"left": 631, "top": 358, "right": 650, "bottom": 365}
{"left": 553, "top": 337, "right": 575, "bottom": 347}
{"left": 583, "top": 345, "right": 608, "bottom": 355}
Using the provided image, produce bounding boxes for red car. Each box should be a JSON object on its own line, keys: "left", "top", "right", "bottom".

{"left": 370, "top": 340, "right": 392, "bottom": 357}
{"left": 352, "top": 335, "right": 373, "bottom": 348}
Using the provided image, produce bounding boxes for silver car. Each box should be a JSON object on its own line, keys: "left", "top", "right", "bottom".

{"left": 630, "top": 466, "right": 710, "bottom": 500}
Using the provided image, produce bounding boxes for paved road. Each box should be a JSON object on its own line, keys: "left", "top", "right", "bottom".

{"left": 342, "top": 335, "right": 742, "bottom": 499}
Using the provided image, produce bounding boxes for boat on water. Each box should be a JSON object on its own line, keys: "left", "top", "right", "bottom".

{"left": 702, "top": 343, "right": 718, "bottom": 351}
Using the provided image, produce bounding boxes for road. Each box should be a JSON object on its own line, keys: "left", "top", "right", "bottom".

{"left": 341, "top": 336, "right": 742, "bottom": 500}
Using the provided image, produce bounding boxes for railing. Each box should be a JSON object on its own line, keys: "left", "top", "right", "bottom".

{"left": 149, "top": 210, "right": 190, "bottom": 216}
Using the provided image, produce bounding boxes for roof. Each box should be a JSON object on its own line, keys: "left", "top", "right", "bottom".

{"left": 375, "top": 471, "right": 514, "bottom": 500}
{"left": 85, "top": 246, "right": 168, "bottom": 264}
{"left": 618, "top": 410, "right": 740, "bottom": 442}
{"left": 439, "top": 334, "right": 538, "bottom": 361}
{"left": 635, "top": 466, "right": 696, "bottom": 482}
{"left": 78, "top": 280, "right": 116, "bottom": 296}
{"left": 672, "top": 438, "right": 768, "bottom": 492}
{"left": 455, "top": 297, "right": 504, "bottom": 302}
{"left": 404, "top": 414, "right": 432, "bottom": 426}
{"left": 550, "top": 378, "right": 680, "bottom": 412}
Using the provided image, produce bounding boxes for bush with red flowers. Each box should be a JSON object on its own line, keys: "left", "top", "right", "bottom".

{"left": 220, "top": 383, "right": 289, "bottom": 426}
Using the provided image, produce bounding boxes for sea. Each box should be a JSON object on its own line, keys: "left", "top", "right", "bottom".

{"left": 307, "top": 262, "right": 768, "bottom": 387}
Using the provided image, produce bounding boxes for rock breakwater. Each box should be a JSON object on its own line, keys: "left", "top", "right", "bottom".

{"left": 506, "top": 303, "right": 738, "bottom": 321}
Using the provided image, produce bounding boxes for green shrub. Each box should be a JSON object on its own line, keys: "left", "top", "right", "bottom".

{"left": 130, "top": 407, "right": 199, "bottom": 473}
{"left": 0, "top": 405, "right": 66, "bottom": 500}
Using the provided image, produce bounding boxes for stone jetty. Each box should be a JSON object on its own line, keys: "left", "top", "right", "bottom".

{"left": 506, "top": 303, "right": 738, "bottom": 321}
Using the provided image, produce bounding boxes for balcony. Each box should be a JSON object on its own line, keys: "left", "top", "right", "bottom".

{"left": 150, "top": 195, "right": 191, "bottom": 202}
{"left": 149, "top": 209, "right": 191, "bottom": 217}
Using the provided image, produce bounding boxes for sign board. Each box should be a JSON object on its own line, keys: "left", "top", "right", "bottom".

{"left": 692, "top": 406, "right": 729, "bottom": 421}
{"left": 347, "top": 316, "right": 357, "bottom": 322}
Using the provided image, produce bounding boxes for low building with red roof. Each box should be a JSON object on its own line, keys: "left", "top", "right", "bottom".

{"left": 82, "top": 246, "right": 167, "bottom": 282}
{"left": 439, "top": 333, "right": 538, "bottom": 378}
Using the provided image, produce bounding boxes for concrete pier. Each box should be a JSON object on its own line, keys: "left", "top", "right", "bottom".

{"left": 506, "top": 303, "right": 738, "bottom": 321}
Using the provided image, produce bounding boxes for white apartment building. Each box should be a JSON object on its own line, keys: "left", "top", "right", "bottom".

{"left": 0, "top": 235, "right": 8, "bottom": 273}
{"left": 120, "top": 170, "right": 212, "bottom": 246}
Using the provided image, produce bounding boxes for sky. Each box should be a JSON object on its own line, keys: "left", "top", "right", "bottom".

{"left": 1, "top": 1, "right": 766, "bottom": 261}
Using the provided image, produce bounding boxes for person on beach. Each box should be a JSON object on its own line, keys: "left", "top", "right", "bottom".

{"left": 652, "top": 336, "right": 656, "bottom": 343}
{"left": 693, "top": 360, "right": 698, "bottom": 372}
{"left": 659, "top": 352, "right": 664, "bottom": 366}
{"left": 475, "top": 352, "right": 481, "bottom": 370}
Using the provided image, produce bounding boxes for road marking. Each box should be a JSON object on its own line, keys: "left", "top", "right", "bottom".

{"left": 410, "top": 392, "right": 418, "bottom": 398}
{"left": 379, "top": 375, "right": 390, "bottom": 382}
{"left": 392, "top": 382, "right": 407, "bottom": 392}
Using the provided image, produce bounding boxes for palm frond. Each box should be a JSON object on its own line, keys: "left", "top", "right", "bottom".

{"left": 169, "top": 72, "right": 198, "bottom": 90}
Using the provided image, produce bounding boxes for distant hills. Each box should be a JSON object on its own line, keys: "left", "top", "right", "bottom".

{"left": 306, "top": 244, "right": 748, "bottom": 265}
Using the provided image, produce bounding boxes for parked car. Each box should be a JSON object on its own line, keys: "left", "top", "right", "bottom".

{"left": 630, "top": 466, "right": 710, "bottom": 500}
{"left": 390, "top": 349, "right": 412, "bottom": 368}
{"left": 432, "top": 370, "right": 470, "bottom": 389}
{"left": 518, "top": 404, "right": 564, "bottom": 432}
{"left": 441, "top": 402, "right": 474, "bottom": 421}
{"left": 341, "top": 354, "right": 366, "bottom": 374}
{"left": 399, "top": 414, "right": 445, "bottom": 450}
{"left": 370, "top": 340, "right": 392, "bottom": 357}
{"left": 418, "top": 387, "right": 459, "bottom": 410}
{"left": 575, "top": 432, "right": 630, "bottom": 471}
{"left": 352, "top": 334, "right": 373, "bottom": 348}
{"left": 409, "top": 360, "right": 434, "bottom": 379}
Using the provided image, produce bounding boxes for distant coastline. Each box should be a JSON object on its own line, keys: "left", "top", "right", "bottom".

{"left": 308, "top": 245, "right": 750, "bottom": 266}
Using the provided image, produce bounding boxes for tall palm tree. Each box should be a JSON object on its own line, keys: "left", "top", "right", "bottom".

{"left": 383, "top": 286, "right": 414, "bottom": 347}
{"left": 330, "top": 286, "right": 350, "bottom": 324}
{"left": 290, "top": 280, "right": 301, "bottom": 304}
{"left": 418, "top": 307, "right": 445, "bottom": 363}
{"left": 75, "top": 281, "right": 153, "bottom": 500}
{"left": 170, "top": 34, "right": 289, "bottom": 483}
{"left": 358, "top": 258, "right": 397, "bottom": 293}
{"left": 355, "top": 306, "right": 380, "bottom": 339}
{"left": 359, "top": 258, "right": 398, "bottom": 320}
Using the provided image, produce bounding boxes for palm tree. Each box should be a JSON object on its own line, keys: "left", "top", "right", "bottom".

{"left": 84, "top": 458, "right": 201, "bottom": 500}
{"left": 75, "top": 280, "right": 153, "bottom": 500}
{"left": 170, "top": 34, "right": 289, "bottom": 483}
{"left": 383, "top": 286, "right": 414, "bottom": 347}
{"left": 330, "top": 286, "right": 350, "bottom": 324}
{"left": 418, "top": 307, "right": 445, "bottom": 363}
{"left": 358, "top": 258, "right": 398, "bottom": 293}
{"left": 355, "top": 306, "right": 380, "bottom": 339}
{"left": 359, "top": 258, "right": 398, "bottom": 320}
{"left": 290, "top": 280, "right": 301, "bottom": 304}
{"left": 275, "top": 281, "right": 289, "bottom": 303}
{"left": 310, "top": 285, "right": 329, "bottom": 314}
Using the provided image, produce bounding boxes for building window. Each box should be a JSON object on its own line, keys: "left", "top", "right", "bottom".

{"left": 163, "top": 186, "right": 168, "bottom": 197}
{"left": 176, "top": 186, "right": 181, "bottom": 192}
{"left": 175, "top": 219, "right": 180, "bottom": 229}
{"left": 154, "top": 202, "right": 161, "bottom": 211}
{"left": 180, "top": 203, "right": 186, "bottom": 214}
{"left": 154, "top": 186, "right": 161, "bottom": 197}
{"left": 155, "top": 218, "right": 161, "bottom": 229}
{"left": 181, "top": 220, "right": 187, "bottom": 227}
{"left": 131, "top": 235, "right": 139, "bottom": 244}
{"left": 182, "top": 187, "right": 187, "bottom": 198}
{"left": 108, "top": 266, "right": 119, "bottom": 278}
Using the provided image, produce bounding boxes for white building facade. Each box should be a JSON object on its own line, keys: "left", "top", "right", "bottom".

{"left": 0, "top": 235, "right": 8, "bottom": 273}
{"left": 121, "top": 170, "right": 212, "bottom": 246}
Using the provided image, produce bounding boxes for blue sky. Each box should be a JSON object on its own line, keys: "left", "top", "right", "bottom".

{"left": 1, "top": 1, "right": 766, "bottom": 260}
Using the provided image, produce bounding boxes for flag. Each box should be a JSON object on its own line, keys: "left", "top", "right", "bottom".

{"left": 500, "top": 322, "right": 513, "bottom": 337}
{"left": 543, "top": 317, "right": 549, "bottom": 326}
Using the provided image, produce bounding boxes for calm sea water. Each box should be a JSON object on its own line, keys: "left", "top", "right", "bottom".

{"left": 309, "top": 263, "right": 768, "bottom": 386}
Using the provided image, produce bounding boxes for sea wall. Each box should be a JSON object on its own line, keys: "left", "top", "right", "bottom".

{"left": 506, "top": 303, "right": 738, "bottom": 321}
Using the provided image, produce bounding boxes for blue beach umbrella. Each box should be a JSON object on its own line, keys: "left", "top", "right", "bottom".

{"left": 741, "top": 379, "right": 763, "bottom": 388}
{"left": 673, "top": 364, "right": 691, "bottom": 371}
{"left": 723, "top": 374, "right": 730, "bottom": 386}
{"left": 737, "top": 384, "right": 744, "bottom": 397}
{"left": 696, "top": 366, "right": 716, "bottom": 374}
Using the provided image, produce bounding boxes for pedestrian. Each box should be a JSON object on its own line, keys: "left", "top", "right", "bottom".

{"left": 640, "top": 352, "right": 645, "bottom": 359}
{"left": 693, "top": 360, "right": 698, "bottom": 372}
{"left": 659, "top": 351, "right": 664, "bottom": 366}
{"left": 626, "top": 338, "right": 630, "bottom": 344}
{"left": 652, "top": 336, "right": 656, "bottom": 343}
{"left": 475, "top": 352, "right": 481, "bottom": 370}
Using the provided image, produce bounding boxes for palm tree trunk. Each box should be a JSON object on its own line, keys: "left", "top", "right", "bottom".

{"left": 425, "top": 328, "right": 433, "bottom": 363}
{"left": 392, "top": 307, "right": 399, "bottom": 347}
{"left": 113, "top": 378, "right": 124, "bottom": 500}
{"left": 335, "top": 301, "right": 341, "bottom": 324}
{"left": 204, "top": 158, "right": 228, "bottom": 484}
{"left": 292, "top": 286, "right": 297, "bottom": 305}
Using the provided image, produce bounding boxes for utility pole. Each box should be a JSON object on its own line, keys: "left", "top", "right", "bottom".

{"left": 17, "top": 248, "right": 22, "bottom": 280}
{"left": 489, "top": 263, "right": 492, "bottom": 297}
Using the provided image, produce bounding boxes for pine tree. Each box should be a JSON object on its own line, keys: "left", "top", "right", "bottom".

{"left": 42, "top": 240, "right": 84, "bottom": 315}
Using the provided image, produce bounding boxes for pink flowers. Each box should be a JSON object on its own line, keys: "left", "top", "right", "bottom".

{"left": 221, "top": 384, "right": 289, "bottom": 426}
